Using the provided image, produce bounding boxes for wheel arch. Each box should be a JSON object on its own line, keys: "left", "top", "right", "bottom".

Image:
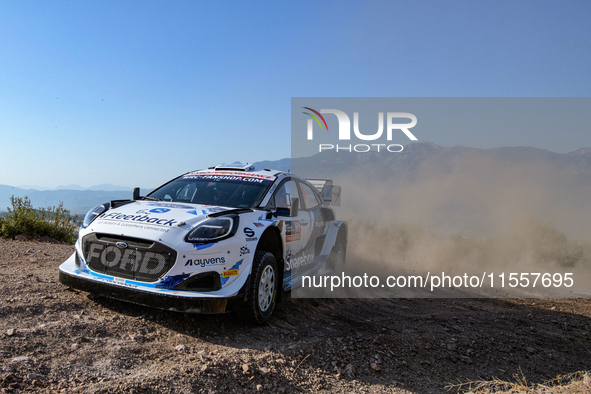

{"left": 255, "top": 226, "right": 285, "bottom": 302}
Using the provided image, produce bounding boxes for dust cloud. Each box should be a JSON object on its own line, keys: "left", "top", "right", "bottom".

{"left": 327, "top": 154, "right": 591, "bottom": 297}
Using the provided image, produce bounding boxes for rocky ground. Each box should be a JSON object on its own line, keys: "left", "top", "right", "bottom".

{"left": 1, "top": 238, "right": 590, "bottom": 393}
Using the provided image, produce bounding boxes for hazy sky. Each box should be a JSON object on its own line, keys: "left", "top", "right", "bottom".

{"left": 1, "top": 1, "right": 590, "bottom": 188}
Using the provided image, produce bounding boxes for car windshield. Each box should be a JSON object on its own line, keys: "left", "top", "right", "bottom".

{"left": 147, "top": 172, "right": 274, "bottom": 208}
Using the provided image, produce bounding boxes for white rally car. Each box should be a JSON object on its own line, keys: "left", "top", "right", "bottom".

{"left": 59, "top": 163, "right": 347, "bottom": 323}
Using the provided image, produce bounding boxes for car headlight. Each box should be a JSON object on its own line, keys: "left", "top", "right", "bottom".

{"left": 82, "top": 203, "right": 109, "bottom": 228}
{"left": 185, "top": 215, "right": 239, "bottom": 243}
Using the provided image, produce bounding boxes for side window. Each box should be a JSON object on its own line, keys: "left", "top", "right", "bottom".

{"left": 273, "top": 180, "right": 300, "bottom": 210}
{"left": 299, "top": 182, "right": 321, "bottom": 210}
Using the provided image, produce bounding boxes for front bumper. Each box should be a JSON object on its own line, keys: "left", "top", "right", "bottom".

{"left": 59, "top": 253, "right": 248, "bottom": 314}
{"left": 59, "top": 270, "right": 245, "bottom": 313}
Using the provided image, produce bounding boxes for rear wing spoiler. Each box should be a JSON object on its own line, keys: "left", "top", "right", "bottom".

{"left": 306, "top": 179, "right": 341, "bottom": 207}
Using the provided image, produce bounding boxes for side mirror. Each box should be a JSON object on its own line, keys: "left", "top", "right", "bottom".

{"left": 274, "top": 207, "right": 291, "bottom": 217}
{"left": 273, "top": 198, "right": 300, "bottom": 218}
{"left": 133, "top": 187, "right": 141, "bottom": 200}
{"left": 291, "top": 198, "right": 299, "bottom": 217}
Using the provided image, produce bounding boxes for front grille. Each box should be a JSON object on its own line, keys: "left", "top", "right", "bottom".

{"left": 82, "top": 233, "right": 177, "bottom": 282}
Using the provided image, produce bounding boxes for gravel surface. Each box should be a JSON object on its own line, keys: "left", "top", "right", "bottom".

{"left": 1, "top": 238, "right": 590, "bottom": 393}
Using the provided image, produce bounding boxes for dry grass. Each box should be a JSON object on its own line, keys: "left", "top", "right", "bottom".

{"left": 446, "top": 370, "right": 591, "bottom": 393}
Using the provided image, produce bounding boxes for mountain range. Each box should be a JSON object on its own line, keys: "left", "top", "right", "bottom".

{"left": 1, "top": 143, "right": 590, "bottom": 224}
{"left": 284, "top": 143, "right": 591, "bottom": 181}
{"left": 15, "top": 184, "right": 135, "bottom": 192}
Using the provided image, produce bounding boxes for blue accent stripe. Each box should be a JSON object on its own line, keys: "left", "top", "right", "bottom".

{"left": 220, "top": 259, "right": 244, "bottom": 286}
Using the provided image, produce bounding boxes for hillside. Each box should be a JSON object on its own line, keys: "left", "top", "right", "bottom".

{"left": 1, "top": 238, "right": 590, "bottom": 393}
{"left": 0, "top": 187, "right": 140, "bottom": 216}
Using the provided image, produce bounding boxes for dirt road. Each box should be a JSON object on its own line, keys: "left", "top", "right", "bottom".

{"left": 1, "top": 238, "right": 590, "bottom": 393}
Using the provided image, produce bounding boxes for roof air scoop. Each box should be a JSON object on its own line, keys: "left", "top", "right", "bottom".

{"left": 214, "top": 162, "right": 255, "bottom": 172}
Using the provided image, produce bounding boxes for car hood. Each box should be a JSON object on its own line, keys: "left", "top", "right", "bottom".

{"left": 88, "top": 200, "right": 236, "bottom": 242}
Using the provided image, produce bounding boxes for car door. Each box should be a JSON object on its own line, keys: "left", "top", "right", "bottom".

{"left": 271, "top": 178, "right": 314, "bottom": 282}
{"left": 293, "top": 180, "right": 325, "bottom": 277}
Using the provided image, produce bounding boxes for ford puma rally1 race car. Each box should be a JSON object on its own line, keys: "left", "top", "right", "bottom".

{"left": 59, "top": 163, "right": 347, "bottom": 323}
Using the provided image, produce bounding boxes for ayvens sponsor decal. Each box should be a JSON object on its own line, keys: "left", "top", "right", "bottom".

{"left": 184, "top": 256, "right": 225, "bottom": 267}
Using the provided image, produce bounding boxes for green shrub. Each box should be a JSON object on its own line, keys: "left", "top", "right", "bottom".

{"left": 0, "top": 196, "right": 79, "bottom": 244}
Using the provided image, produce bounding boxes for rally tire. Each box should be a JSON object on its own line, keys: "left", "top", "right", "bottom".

{"left": 327, "top": 242, "right": 346, "bottom": 272}
{"left": 237, "top": 250, "right": 278, "bottom": 324}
